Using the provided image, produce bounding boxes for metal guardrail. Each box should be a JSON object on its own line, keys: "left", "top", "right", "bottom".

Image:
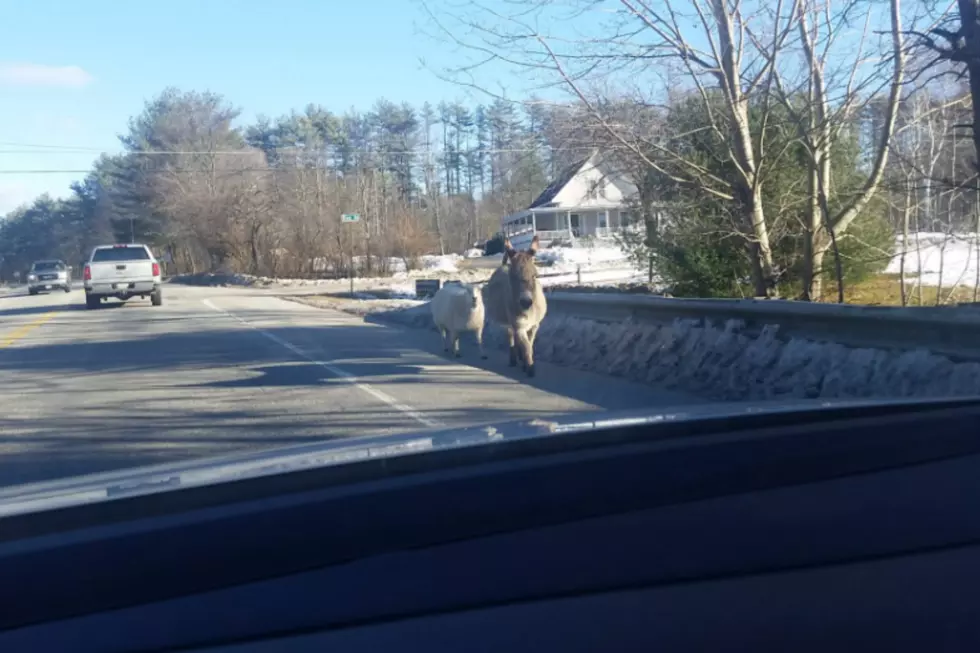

{"left": 543, "top": 292, "right": 980, "bottom": 362}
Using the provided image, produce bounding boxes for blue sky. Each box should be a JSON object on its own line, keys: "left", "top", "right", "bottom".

{"left": 0, "top": 0, "right": 513, "bottom": 214}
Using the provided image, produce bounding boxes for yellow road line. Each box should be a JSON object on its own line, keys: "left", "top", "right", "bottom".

{"left": 0, "top": 312, "right": 56, "bottom": 349}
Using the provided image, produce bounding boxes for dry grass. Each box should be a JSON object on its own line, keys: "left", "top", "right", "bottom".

{"left": 816, "top": 273, "right": 980, "bottom": 306}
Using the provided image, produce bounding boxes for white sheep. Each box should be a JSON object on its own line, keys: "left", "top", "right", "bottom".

{"left": 430, "top": 282, "right": 486, "bottom": 359}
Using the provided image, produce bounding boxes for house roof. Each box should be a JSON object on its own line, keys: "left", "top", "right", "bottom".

{"left": 527, "top": 156, "right": 590, "bottom": 209}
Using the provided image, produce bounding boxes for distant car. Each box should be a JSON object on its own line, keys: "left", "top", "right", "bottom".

{"left": 27, "top": 260, "right": 71, "bottom": 295}
{"left": 82, "top": 244, "right": 163, "bottom": 309}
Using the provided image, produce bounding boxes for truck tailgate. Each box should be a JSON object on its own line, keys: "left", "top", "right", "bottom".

{"left": 88, "top": 261, "right": 155, "bottom": 284}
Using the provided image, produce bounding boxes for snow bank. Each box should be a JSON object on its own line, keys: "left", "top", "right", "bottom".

{"left": 170, "top": 254, "right": 472, "bottom": 292}
{"left": 421, "top": 254, "right": 461, "bottom": 273}
{"left": 312, "top": 297, "right": 980, "bottom": 401}
{"left": 169, "top": 272, "right": 261, "bottom": 287}
{"left": 172, "top": 249, "right": 653, "bottom": 298}
{"left": 887, "top": 233, "right": 980, "bottom": 288}
{"left": 347, "top": 254, "right": 462, "bottom": 275}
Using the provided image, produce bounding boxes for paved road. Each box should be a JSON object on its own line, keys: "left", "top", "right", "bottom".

{"left": 0, "top": 282, "right": 704, "bottom": 488}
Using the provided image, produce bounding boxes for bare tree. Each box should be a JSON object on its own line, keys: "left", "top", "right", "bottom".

{"left": 422, "top": 0, "right": 803, "bottom": 297}
{"left": 766, "top": 0, "right": 906, "bottom": 301}
{"left": 910, "top": 0, "right": 980, "bottom": 177}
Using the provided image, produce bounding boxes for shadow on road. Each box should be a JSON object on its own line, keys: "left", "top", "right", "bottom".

{"left": 0, "top": 302, "right": 130, "bottom": 318}
{"left": 0, "top": 303, "right": 83, "bottom": 318}
{"left": 0, "top": 315, "right": 680, "bottom": 413}
{"left": 0, "top": 402, "right": 573, "bottom": 487}
{"left": 0, "top": 302, "right": 701, "bottom": 487}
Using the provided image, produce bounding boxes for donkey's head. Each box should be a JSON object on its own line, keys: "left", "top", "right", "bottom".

{"left": 503, "top": 235, "right": 540, "bottom": 311}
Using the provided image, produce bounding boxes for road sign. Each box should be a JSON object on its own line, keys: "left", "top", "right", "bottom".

{"left": 341, "top": 213, "right": 360, "bottom": 297}
{"left": 415, "top": 279, "right": 441, "bottom": 298}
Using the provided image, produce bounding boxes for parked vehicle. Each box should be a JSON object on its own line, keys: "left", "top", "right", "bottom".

{"left": 27, "top": 260, "right": 71, "bottom": 295}
{"left": 82, "top": 244, "right": 162, "bottom": 309}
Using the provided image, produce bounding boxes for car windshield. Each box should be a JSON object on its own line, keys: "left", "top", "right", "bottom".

{"left": 0, "top": 0, "right": 975, "bottom": 515}
{"left": 91, "top": 247, "right": 150, "bottom": 262}
{"left": 32, "top": 262, "right": 64, "bottom": 272}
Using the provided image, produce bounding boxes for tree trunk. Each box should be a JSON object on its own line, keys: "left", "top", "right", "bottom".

{"left": 804, "top": 242, "right": 828, "bottom": 301}
{"left": 746, "top": 186, "right": 778, "bottom": 297}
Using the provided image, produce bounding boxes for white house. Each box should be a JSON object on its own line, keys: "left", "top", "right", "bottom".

{"left": 501, "top": 151, "right": 638, "bottom": 250}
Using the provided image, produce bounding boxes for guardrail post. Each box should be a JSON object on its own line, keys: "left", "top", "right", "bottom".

{"left": 577, "top": 265, "right": 581, "bottom": 284}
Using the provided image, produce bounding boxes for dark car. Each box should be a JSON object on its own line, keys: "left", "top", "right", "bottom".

{"left": 27, "top": 259, "right": 71, "bottom": 295}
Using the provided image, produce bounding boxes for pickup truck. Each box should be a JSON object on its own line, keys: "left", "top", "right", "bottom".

{"left": 82, "top": 244, "right": 163, "bottom": 309}
{"left": 27, "top": 259, "right": 72, "bottom": 295}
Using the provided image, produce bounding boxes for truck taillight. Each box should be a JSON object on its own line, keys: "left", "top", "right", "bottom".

{"left": 152, "top": 262, "right": 160, "bottom": 277}
{"left": 83, "top": 265, "right": 91, "bottom": 281}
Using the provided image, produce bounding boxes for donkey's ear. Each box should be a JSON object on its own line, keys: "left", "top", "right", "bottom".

{"left": 528, "top": 235, "right": 540, "bottom": 253}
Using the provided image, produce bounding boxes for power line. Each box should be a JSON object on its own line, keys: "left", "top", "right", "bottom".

{"left": 0, "top": 141, "right": 106, "bottom": 151}
{"left": 0, "top": 170, "right": 93, "bottom": 174}
{"left": 0, "top": 150, "right": 608, "bottom": 174}
{"left": 0, "top": 145, "right": 600, "bottom": 156}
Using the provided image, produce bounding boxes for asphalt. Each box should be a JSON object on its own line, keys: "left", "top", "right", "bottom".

{"left": 0, "top": 282, "right": 704, "bottom": 488}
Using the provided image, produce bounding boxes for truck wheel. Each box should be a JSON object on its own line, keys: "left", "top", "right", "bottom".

{"left": 63, "top": 285, "right": 71, "bottom": 293}
{"left": 28, "top": 288, "right": 37, "bottom": 296}
{"left": 151, "top": 289, "right": 163, "bottom": 306}
{"left": 85, "top": 293, "right": 100, "bottom": 310}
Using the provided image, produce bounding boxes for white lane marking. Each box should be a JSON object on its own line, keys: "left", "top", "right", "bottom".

{"left": 202, "top": 299, "right": 441, "bottom": 428}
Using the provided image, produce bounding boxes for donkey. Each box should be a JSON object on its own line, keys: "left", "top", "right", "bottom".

{"left": 482, "top": 236, "right": 548, "bottom": 377}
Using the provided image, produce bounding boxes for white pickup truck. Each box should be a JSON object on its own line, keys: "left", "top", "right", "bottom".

{"left": 83, "top": 244, "right": 163, "bottom": 309}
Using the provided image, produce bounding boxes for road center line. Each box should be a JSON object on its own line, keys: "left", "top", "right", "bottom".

{"left": 201, "top": 299, "right": 441, "bottom": 429}
{"left": 0, "top": 312, "right": 56, "bottom": 349}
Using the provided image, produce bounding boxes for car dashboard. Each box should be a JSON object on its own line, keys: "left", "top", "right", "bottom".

{"left": 1, "top": 399, "right": 979, "bottom": 652}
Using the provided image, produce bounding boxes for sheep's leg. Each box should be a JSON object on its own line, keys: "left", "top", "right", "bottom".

{"left": 451, "top": 330, "right": 461, "bottom": 358}
{"left": 507, "top": 328, "right": 518, "bottom": 367}
{"left": 515, "top": 327, "right": 535, "bottom": 377}
{"left": 439, "top": 327, "right": 449, "bottom": 352}
{"left": 475, "top": 325, "right": 487, "bottom": 359}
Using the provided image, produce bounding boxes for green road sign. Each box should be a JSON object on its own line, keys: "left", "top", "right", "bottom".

{"left": 341, "top": 213, "right": 360, "bottom": 223}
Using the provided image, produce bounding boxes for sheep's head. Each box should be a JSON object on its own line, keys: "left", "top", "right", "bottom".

{"left": 465, "top": 283, "right": 482, "bottom": 308}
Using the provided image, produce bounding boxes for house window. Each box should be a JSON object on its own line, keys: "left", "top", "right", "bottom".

{"left": 619, "top": 211, "right": 631, "bottom": 225}
{"left": 598, "top": 213, "right": 607, "bottom": 228}
{"left": 569, "top": 213, "right": 580, "bottom": 237}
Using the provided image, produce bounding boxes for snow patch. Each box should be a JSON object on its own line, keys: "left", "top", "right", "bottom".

{"left": 536, "top": 243, "right": 632, "bottom": 268}
{"left": 422, "top": 254, "right": 461, "bottom": 273}
{"left": 535, "top": 243, "right": 647, "bottom": 288}
{"left": 887, "top": 232, "right": 980, "bottom": 288}
{"left": 170, "top": 253, "right": 473, "bottom": 294}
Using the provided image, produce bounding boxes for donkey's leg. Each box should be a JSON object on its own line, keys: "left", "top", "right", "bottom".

{"left": 527, "top": 323, "right": 539, "bottom": 349}
{"left": 515, "top": 328, "right": 535, "bottom": 377}
{"left": 523, "top": 324, "right": 540, "bottom": 374}
{"left": 515, "top": 326, "right": 526, "bottom": 364}
{"left": 439, "top": 327, "right": 449, "bottom": 352}
{"left": 451, "top": 330, "right": 461, "bottom": 358}
{"left": 507, "top": 328, "right": 518, "bottom": 367}
{"left": 475, "top": 325, "right": 487, "bottom": 359}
